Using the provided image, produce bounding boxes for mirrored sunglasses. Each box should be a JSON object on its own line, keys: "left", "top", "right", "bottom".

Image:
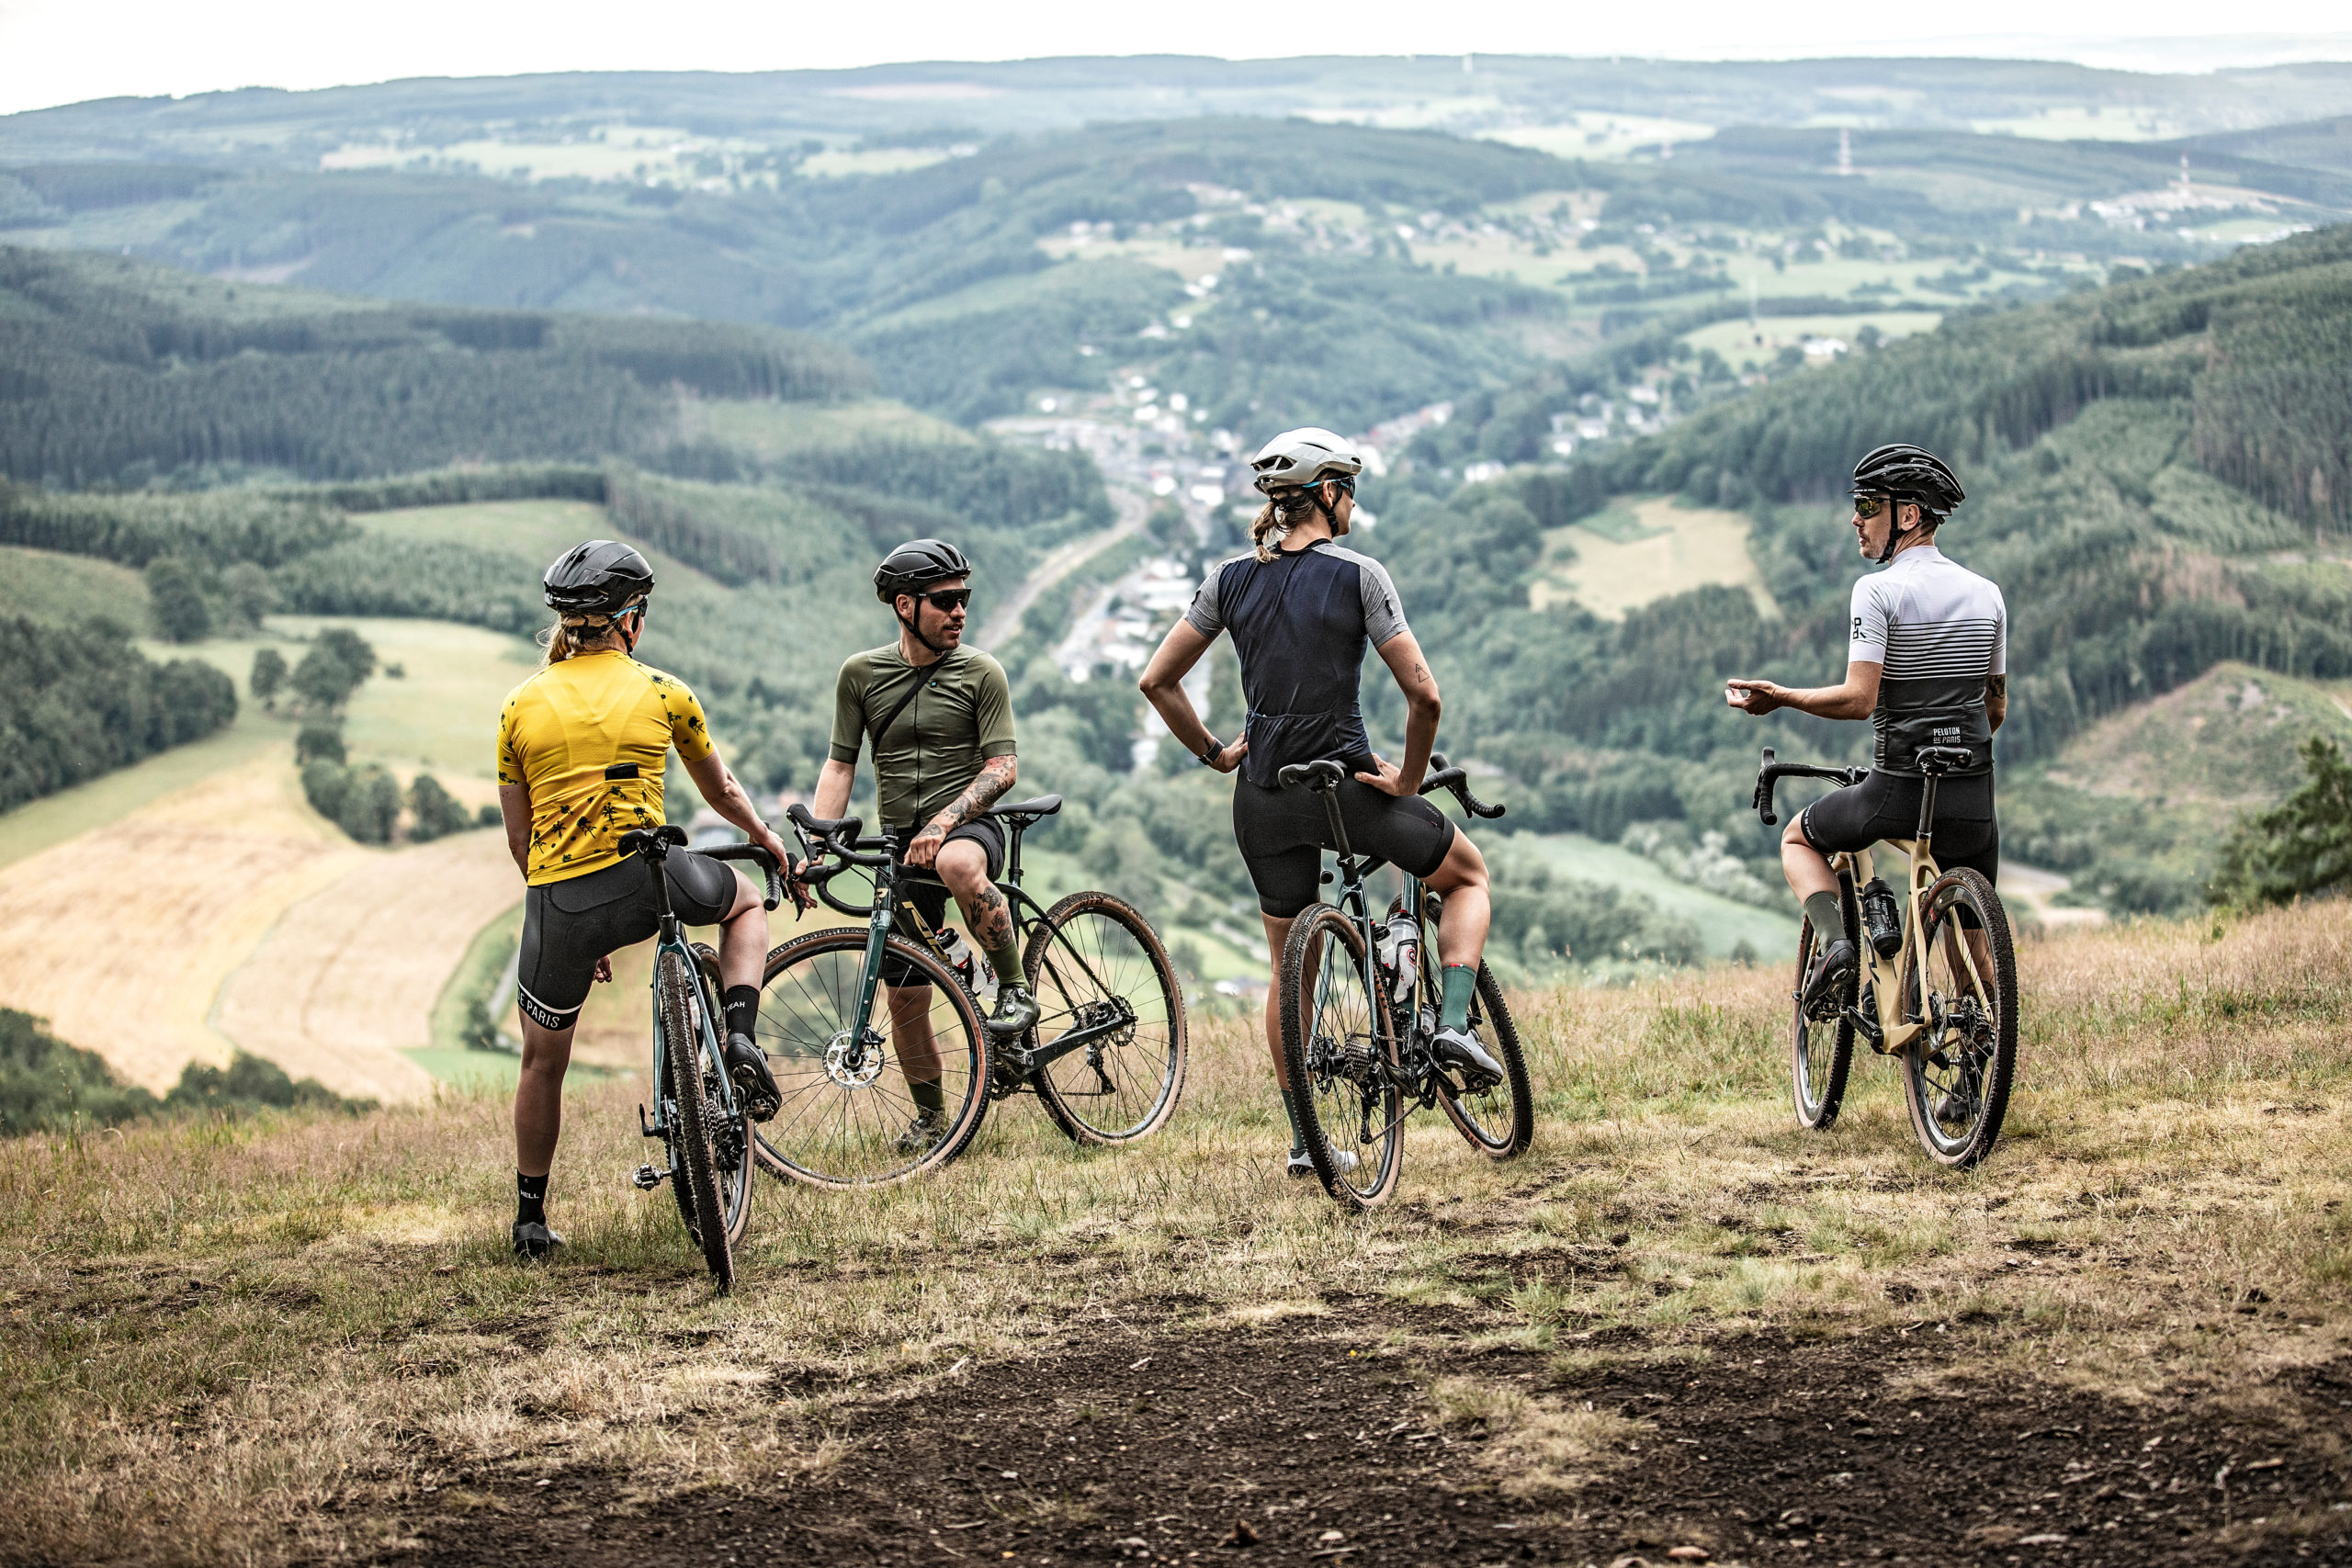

{"left": 921, "top": 589, "right": 971, "bottom": 612}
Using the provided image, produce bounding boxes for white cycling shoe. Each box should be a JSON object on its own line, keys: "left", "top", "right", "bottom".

{"left": 1286, "top": 1144, "right": 1360, "bottom": 1179}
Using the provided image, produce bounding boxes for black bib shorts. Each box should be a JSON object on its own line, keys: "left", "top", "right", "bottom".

{"left": 1233, "top": 774, "right": 1455, "bottom": 919}
{"left": 881, "top": 818, "right": 1005, "bottom": 989}
{"left": 1799, "top": 770, "right": 1999, "bottom": 887}
{"left": 516, "top": 850, "right": 739, "bottom": 1032}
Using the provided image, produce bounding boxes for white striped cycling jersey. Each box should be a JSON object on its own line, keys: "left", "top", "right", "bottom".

{"left": 1848, "top": 545, "right": 2007, "bottom": 777}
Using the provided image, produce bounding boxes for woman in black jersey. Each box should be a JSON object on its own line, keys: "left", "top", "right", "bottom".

{"left": 1139, "top": 427, "right": 1501, "bottom": 1179}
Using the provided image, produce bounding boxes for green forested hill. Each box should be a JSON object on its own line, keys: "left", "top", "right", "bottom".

{"left": 0, "top": 247, "right": 868, "bottom": 486}
{"left": 1351, "top": 223, "right": 2352, "bottom": 914}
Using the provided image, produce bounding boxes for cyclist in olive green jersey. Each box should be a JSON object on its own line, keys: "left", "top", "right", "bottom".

{"left": 809, "top": 540, "right": 1035, "bottom": 1153}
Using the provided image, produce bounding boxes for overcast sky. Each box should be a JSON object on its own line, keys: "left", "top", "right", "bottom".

{"left": 3, "top": 0, "right": 2351, "bottom": 117}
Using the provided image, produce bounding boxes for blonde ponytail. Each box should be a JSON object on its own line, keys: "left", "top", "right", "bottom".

{"left": 1250, "top": 488, "right": 1326, "bottom": 562}
{"left": 537, "top": 612, "right": 622, "bottom": 667}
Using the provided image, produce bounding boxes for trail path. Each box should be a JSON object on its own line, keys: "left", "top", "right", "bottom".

{"left": 972, "top": 485, "right": 1150, "bottom": 652}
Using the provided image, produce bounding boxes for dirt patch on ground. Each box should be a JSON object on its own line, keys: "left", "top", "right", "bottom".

{"left": 387, "top": 1319, "right": 2351, "bottom": 1567}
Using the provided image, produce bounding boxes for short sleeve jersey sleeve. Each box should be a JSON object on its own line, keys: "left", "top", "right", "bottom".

{"left": 974, "top": 653, "right": 1016, "bottom": 760}
{"left": 495, "top": 693, "right": 525, "bottom": 786}
{"left": 828, "top": 654, "right": 871, "bottom": 765}
{"left": 1849, "top": 575, "right": 1892, "bottom": 665}
{"left": 1991, "top": 586, "right": 2009, "bottom": 676}
{"left": 1183, "top": 561, "right": 1229, "bottom": 637}
{"left": 1356, "top": 555, "right": 1409, "bottom": 648}
{"left": 652, "top": 671, "right": 714, "bottom": 763}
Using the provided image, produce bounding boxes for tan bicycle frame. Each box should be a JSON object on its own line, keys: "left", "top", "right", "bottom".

{"left": 1834, "top": 837, "right": 1992, "bottom": 1055}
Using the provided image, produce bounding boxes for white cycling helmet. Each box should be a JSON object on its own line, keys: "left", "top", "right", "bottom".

{"left": 1250, "top": 427, "right": 1363, "bottom": 496}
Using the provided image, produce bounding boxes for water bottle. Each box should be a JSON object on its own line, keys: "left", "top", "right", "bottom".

{"left": 1859, "top": 878, "right": 1904, "bottom": 959}
{"left": 1385, "top": 908, "right": 1419, "bottom": 1004}
{"left": 938, "top": 928, "right": 978, "bottom": 993}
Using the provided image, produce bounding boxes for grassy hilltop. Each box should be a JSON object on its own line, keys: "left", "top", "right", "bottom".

{"left": 3, "top": 902, "right": 2346, "bottom": 1562}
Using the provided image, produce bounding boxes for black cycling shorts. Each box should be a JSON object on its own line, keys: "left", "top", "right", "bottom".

{"left": 1232, "top": 775, "right": 1456, "bottom": 919}
{"left": 1800, "top": 771, "right": 1999, "bottom": 887}
{"left": 516, "top": 850, "right": 739, "bottom": 1031}
{"left": 882, "top": 818, "right": 1005, "bottom": 989}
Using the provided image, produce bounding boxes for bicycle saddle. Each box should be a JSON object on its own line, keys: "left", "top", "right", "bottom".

{"left": 985, "top": 795, "right": 1062, "bottom": 819}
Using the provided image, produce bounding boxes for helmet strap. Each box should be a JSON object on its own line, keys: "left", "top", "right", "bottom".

{"left": 897, "top": 600, "right": 952, "bottom": 657}
{"left": 1876, "top": 501, "right": 1918, "bottom": 566}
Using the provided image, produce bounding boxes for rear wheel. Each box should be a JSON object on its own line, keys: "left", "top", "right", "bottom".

{"left": 1902, "top": 868, "right": 2018, "bottom": 1169}
{"left": 656, "top": 950, "right": 736, "bottom": 1290}
{"left": 1024, "top": 891, "right": 1187, "bottom": 1145}
{"left": 752, "top": 928, "right": 990, "bottom": 1189}
{"left": 1791, "top": 874, "right": 1859, "bottom": 1131}
{"left": 1280, "top": 906, "right": 1402, "bottom": 1210}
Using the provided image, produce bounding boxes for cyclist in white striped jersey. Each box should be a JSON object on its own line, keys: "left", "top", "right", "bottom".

{"left": 1724, "top": 445, "right": 2007, "bottom": 1008}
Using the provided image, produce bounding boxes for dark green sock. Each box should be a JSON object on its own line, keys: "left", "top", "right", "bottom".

{"left": 910, "top": 1077, "right": 944, "bottom": 1119}
{"left": 981, "top": 936, "right": 1023, "bottom": 990}
{"left": 1440, "top": 964, "right": 1477, "bottom": 1033}
{"left": 1804, "top": 890, "right": 1844, "bottom": 940}
{"left": 1278, "top": 1089, "right": 1306, "bottom": 1156}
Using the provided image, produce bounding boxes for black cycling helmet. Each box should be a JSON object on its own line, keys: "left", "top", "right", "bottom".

{"left": 1851, "top": 444, "right": 1964, "bottom": 564}
{"left": 543, "top": 539, "right": 655, "bottom": 616}
{"left": 874, "top": 538, "right": 971, "bottom": 604}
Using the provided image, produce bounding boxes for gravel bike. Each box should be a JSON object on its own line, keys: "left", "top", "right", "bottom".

{"left": 1752, "top": 745, "right": 2019, "bottom": 1168}
{"left": 618, "top": 825, "right": 782, "bottom": 1292}
{"left": 1277, "top": 754, "right": 1532, "bottom": 1210}
{"left": 748, "top": 794, "right": 1185, "bottom": 1188}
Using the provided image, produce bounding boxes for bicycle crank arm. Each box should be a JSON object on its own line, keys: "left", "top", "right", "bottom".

{"left": 637, "top": 1102, "right": 671, "bottom": 1140}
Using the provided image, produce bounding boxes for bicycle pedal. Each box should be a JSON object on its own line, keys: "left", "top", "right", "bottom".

{"left": 630, "top": 1163, "right": 667, "bottom": 1190}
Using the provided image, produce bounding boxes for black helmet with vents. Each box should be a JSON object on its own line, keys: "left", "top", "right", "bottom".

{"left": 874, "top": 538, "right": 972, "bottom": 604}
{"left": 543, "top": 539, "right": 655, "bottom": 616}
{"left": 1851, "top": 444, "right": 1965, "bottom": 519}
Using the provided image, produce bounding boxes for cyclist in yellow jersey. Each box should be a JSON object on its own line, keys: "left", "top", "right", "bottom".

{"left": 495, "top": 540, "right": 792, "bottom": 1258}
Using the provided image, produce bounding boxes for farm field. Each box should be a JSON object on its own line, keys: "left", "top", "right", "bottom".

{"left": 0, "top": 705, "right": 293, "bottom": 871}
{"left": 1531, "top": 495, "right": 1780, "bottom": 621}
{"left": 4, "top": 901, "right": 2346, "bottom": 1564}
{"left": 1680, "top": 309, "right": 1944, "bottom": 368}
{"left": 1506, "top": 829, "right": 1799, "bottom": 959}
{"left": 2, "top": 544, "right": 149, "bottom": 629}
{"left": 677, "top": 394, "right": 972, "bottom": 460}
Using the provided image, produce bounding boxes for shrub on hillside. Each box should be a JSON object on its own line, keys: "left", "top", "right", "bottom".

{"left": 300, "top": 758, "right": 400, "bottom": 842}
{"left": 144, "top": 556, "right": 210, "bottom": 642}
{"left": 2210, "top": 736, "right": 2352, "bottom": 908}
{"left": 250, "top": 646, "right": 287, "bottom": 707}
{"left": 295, "top": 719, "right": 345, "bottom": 764}
{"left": 406, "top": 773, "right": 471, "bottom": 841}
{"left": 0, "top": 1007, "right": 370, "bottom": 1134}
{"left": 0, "top": 617, "right": 234, "bottom": 812}
{"left": 290, "top": 627, "right": 375, "bottom": 712}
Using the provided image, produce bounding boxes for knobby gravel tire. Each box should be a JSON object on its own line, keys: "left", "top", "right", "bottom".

{"left": 1024, "top": 890, "right": 1187, "bottom": 1146}
{"left": 752, "top": 928, "right": 991, "bottom": 1190}
{"left": 658, "top": 950, "right": 734, "bottom": 1291}
{"left": 1280, "top": 905, "right": 1403, "bottom": 1211}
{"left": 1791, "top": 874, "right": 1860, "bottom": 1131}
{"left": 1902, "top": 867, "right": 2019, "bottom": 1169}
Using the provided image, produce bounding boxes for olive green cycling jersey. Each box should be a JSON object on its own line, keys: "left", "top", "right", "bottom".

{"left": 829, "top": 643, "right": 1015, "bottom": 829}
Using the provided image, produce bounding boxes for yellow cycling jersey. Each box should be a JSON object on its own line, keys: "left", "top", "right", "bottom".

{"left": 495, "top": 650, "right": 714, "bottom": 886}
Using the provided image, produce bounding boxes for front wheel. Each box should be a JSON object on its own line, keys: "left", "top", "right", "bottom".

{"left": 1902, "top": 868, "right": 2019, "bottom": 1169}
{"left": 1024, "top": 890, "right": 1187, "bottom": 1145}
{"left": 656, "top": 950, "right": 739, "bottom": 1290}
{"left": 752, "top": 928, "right": 991, "bottom": 1189}
{"left": 1280, "top": 906, "right": 1402, "bottom": 1210}
{"left": 1790, "top": 875, "right": 1859, "bottom": 1131}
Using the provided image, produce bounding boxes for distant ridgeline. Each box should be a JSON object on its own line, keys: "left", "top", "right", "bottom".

{"left": 1348, "top": 224, "right": 2352, "bottom": 905}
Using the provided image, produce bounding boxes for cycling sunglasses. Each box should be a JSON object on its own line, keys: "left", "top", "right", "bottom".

{"left": 918, "top": 588, "right": 971, "bottom": 612}
{"left": 1850, "top": 492, "right": 1891, "bottom": 521}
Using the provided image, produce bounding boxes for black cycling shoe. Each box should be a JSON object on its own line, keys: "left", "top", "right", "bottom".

{"left": 726, "top": 1032, "right": 781, "bottom": 1122}
{"left": 1431, "top": 1025, "right": 1506, "bottom": 1089}
{"left": 512, "top": 1220, "right": 566, "bottom": 1259}
{"left": 1800, "top": 938, "right": 1859, "bottom": 1020}
{"left": 985, "top": 982, "right": 1039, "bottom": 1042}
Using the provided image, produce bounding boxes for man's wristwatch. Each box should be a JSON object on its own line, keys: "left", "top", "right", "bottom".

{"left": 1198, "top": 735, "right": 1225, "bottom": 768}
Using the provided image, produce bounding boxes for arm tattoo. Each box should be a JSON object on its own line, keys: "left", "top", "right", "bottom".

{"left": 926, "top": 754, "right": 1018, "bottom": 838}
{"left": 968, "top": 884, "right": 1016, "bottom": 952}
{"left": 1987, "top": 674, "right": 2007, "bottom": 699}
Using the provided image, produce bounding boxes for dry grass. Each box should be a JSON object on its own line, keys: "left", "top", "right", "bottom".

{"left": 5, "top": 901, "right": 2350, "bottom": 1562}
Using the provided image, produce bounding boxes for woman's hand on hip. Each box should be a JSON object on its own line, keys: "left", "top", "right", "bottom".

{"left": 1352, "top": 752, "right": 1419, "bottom": 798}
